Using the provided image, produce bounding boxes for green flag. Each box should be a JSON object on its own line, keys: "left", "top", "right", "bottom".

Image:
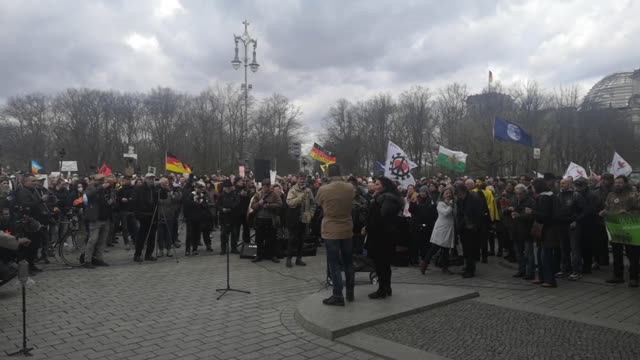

{"left": 606, "top": 213, "right": 640, "bottom": 246}
{"left": 436, "top": 146, "right": 467, "bottom": 173}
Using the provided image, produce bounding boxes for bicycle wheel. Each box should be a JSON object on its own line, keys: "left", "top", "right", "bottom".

{"left": 59, "top": 230, "right": 85, "bottom": 267}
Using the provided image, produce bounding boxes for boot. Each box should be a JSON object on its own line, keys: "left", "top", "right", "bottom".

{"left": 368, "top": 289, "right": 387, "bottom": 299}
{"left": 419, "top": 260, "right": 428, "bottom": 275}
{"left": 286, "top": 258, "right": 293, "bottom": 268}
{"left": 346, "top": 288, "right": 354, "bottom": 302}
{"left": 295, "top": 258, "right": 306, "bottom": 266}
{"left": 441, "top": 267, "right": 452, "bottom": 275}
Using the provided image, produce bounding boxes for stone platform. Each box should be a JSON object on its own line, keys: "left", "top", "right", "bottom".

{"left": 294, "top": 283, "right": 478, "bottom": 340}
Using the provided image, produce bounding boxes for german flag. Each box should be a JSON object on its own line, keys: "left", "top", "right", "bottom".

{"left": 309, "top": 143, "right": 336, "bottom": 164}
{"left": 166, "top": 152, "right": 192, "bottom": 174}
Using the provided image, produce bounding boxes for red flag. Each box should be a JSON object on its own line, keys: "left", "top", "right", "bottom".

{"left": 97, "top": 163, "right": 112, "bottom": 176}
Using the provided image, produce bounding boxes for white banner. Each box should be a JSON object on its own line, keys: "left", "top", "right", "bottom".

{"left": 60, "top": 161, "right": 78, "bottom": 172}
{"left": 610, "top": 152, "right": 632, "bottom": 176}
{"left": 384, "top": 141, "right": 416, "bottom": 188}
{"left": 563, "top": 162, "right": 587, "bottom": 179}
{"left": 270, "top": 170, "right": 277, "bottom": 185}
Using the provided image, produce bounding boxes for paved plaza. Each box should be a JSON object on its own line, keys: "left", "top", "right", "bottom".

{"left": 1, "top": 232, "right": 640, "bottom": 360}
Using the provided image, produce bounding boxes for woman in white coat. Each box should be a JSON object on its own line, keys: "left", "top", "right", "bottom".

{"left": 420, "top": 186, "right": 455, "bottom": 275}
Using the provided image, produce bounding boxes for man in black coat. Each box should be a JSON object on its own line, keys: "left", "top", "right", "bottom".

{"left": 15, "top": 174, "right": 51, "bottom": 274}
{"left": 117, "top": 176, "right": 137, "bottom": 250}
{"left": 455, "top": 183, "right": 484, "bottom": 278}
{"left": 409, "top": 186, "right": 438, "bottom": 266}
{"left": 81, "top": 174, "right": 115, "bottom": 268}
{"left": 133, "top": 173, "right": 158, "bottom": 262}
{"left": 234, "top": 178, "right": 251, "bottom": 244}
{"left": 574, "top": 177, "right": 602, "bottom": 274}
{"left": 218, "top": 179, "right": 240, "bottom": 254}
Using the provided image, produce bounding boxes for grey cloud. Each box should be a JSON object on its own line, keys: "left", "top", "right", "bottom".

{"left": 0, "top": 0, "right": 639, "bottom": 127}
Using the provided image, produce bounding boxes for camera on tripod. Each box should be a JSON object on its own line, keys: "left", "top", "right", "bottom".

{"left": 11, "top": 207, "right": 42, "bottom": 236}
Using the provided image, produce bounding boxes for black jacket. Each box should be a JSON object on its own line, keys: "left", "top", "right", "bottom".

{"left": 15, "top": 187, "right": 50, "bottom": 224}
{"left": 133, "top": 183, "right": 158, "bottom": 220}
{"left": 217, "top": 190, "right": 240, "bottom": 223}
{"left": 236, "top": 186, "right": 251, "bottom": 217}
{"left": 574, "top": 188, "right": 601, "bottom": 225}
{"left": 84, "top": 185, "right": 114, "bottom": 222}
{"left": 556, "top": 190, "right": 579, "bottom": 225}
{"left": 409, "top": 195, "right": 438, "bottom": 228}
{"left": 366, "top": 191, "right": 403, "bottom": 256}
{"left": 183, "top": 190, "right": 211, "bottom": 222}
{"left": 456, "top": 191, "right": 484, "bottom": 232}
{"left": 117, "top": 184, "right": 136, "bottom": 212}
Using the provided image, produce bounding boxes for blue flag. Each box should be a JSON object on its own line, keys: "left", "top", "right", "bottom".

{"left": 493, "top": 117, "right": 533, "bottom": 147}
{"left": 374, "top": 160, "right": 385, "bottom": 173}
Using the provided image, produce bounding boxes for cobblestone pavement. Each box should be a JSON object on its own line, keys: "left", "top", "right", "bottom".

{"left": 1, "top": 231, "right": 639, "bottom": 359}
{"left": 363, "top": 300, "right": 640, "bottom": 360}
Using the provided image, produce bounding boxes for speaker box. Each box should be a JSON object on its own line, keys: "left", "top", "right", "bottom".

{"left": 240, "top": 242, "right": 257, "bottom": 259}
{"left": 254, "top": 159, "right": 271, "bottom": 182}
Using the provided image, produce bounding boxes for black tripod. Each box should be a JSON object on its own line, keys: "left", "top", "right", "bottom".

{"left": 216, "top": 224, "right": 250, "bottom": 300}
{"left": 8, "top": 261, "right": 33, "bottom": 357}
{"left": 155, "top": 217, "right": 179, "bottom": 264}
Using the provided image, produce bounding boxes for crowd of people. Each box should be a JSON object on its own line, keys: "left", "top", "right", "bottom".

{"left": 1, "top": 164, "right": 639, "bottom": 305}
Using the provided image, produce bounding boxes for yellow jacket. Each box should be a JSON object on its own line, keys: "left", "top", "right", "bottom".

{"left": 474, "top": 188, "right": 500, "bottom": 222}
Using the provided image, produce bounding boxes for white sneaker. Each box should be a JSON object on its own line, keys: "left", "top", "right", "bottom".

{"left": 568, "top": 273, "right": 582, "bottom": 281}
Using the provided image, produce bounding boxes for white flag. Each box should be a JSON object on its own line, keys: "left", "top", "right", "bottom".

{"left": 269, "top": 170, "right": 277, "bottom": 185}
{"left": 610, "top": 152, "right": 632, "bottom": 176}
{"left": 563, "top": 162, "right": 587, "bottom": 180}
{"left": 384, "top": 141, "right": 416, "bottom": 188}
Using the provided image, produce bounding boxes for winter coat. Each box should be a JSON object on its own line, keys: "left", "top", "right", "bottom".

{"left": 430, "top": 201, "right": 455, "bottom": 248}
{"left": 604, "top": 188, "right": 639, "bottom": 214}
{"left": 534, "top": 192, "right": 560, "bottom": 248}
{"left": 236, "top": 186, "right": 251, "bottom": 218}
{"left": 250, "top": 189, "right": 283, "bottom": 221}
{"left": 84, "top": 185, "right": 115, "bottom": 222}
{"left": 286, "top": 184, "right": 315, "bottom": 226}
{"left": 455, "top": 191, "right": 484, "bottom": 233}
{"left": 409, "top": 195, "right": 438, "bottom": 229}
{"left": 117, "top": 184, "right": 136, "bottom": 212}
{"left": 575, "top": 188, "right": 601, "bottom": 225}
{"left": 133, "top": 183, "right": 157, "bottom": 220}
{"left": 315, "top": 177, "right": 355, "bottom": 240}
{"left": 556, "top": 190, "right": 580, "bottom": 226}
{"left": 218, "top": 190, "right": 240, "bottom": 224}
{"left": 184, "top": 190, "right": 211, "bottom": 222}
{"left": 507, "top": 196, "right": 536, "bottom": 243}
{"left": 366, "top": 191, "right": 404, "bottom": 257}
{"left": 157, "top": 188, "right": 181, "bottom": 222}
{"left": 15, "top": 187, "right": 50, "bottom": 224}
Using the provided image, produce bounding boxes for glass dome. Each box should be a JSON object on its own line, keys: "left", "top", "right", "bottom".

{"left": 583, "top": 72, "right": 634, "bottom": 109}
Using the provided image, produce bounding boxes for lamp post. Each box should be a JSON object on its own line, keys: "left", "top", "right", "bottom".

{"left": 231, "top": 20, "right": 259, "bottom": 165}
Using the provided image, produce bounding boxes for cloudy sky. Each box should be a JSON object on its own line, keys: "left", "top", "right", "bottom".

{"left": 1, "top": 0, "right": 639, "bottom": 145}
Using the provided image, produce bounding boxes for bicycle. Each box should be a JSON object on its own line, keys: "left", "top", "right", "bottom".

{"left": 51, "top": 208, "right": 85, "bottom": 267}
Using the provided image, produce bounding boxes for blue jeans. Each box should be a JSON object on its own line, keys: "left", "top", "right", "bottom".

{"left": 157, "top": 220, "right": 176, "bottom": 250}
{"left": 325, "top": 239, "right": 354, "bottom": 299}
{"left": 514, "top": 239, "right": 535, "bottom": 277}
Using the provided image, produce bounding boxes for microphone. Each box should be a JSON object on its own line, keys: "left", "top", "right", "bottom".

{"left": 18, "top": 260, "right": 29, "bottom": 285}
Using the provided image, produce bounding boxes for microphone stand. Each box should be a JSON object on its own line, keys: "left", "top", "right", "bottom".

{"left": 8, "top": 260, "right": 33, "bottom": 357}
{"left": 216, "top": 214, "right": 250, "bottom": 300}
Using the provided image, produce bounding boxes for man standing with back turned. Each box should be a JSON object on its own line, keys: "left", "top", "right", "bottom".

{"left": 316, "top": 164, "right": 355, "bottom": 306}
